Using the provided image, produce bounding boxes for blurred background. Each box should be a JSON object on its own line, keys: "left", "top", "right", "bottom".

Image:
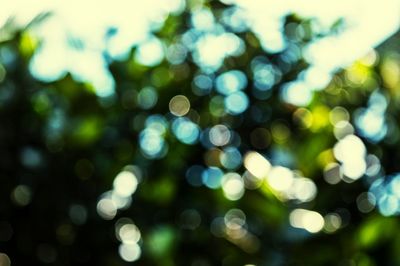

{"left": 1, "top": 0, "right": 400, "bottom": 265}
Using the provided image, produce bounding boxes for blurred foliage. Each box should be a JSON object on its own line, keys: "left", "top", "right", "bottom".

{"left": 1, "top": 1, "right": 400, "bottom": 266}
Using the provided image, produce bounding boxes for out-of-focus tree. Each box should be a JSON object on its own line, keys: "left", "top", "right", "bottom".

{"left": 1, "top": 1, "right": 400, "bottom": 265}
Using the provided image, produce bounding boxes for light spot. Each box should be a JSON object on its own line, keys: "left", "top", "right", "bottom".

{"left": 267, "top": 166, "right": 293, "bottom": 192}
{"left": 69, "top": 204, "right": 88, "bottom": 225}
{"left": 281, "top": 81, "right": 312, "bottom": 106}
{"left": 222, "top": 173, "right": 245, "bottom": 201}
{"left": 289, "top": 177, "right": 317, "bottom": 202}
{"left": 97, "top": 198, "right": 117, "bottom": 220}
{"left": 356, "top": 192, "right": 376, "bottom": 213}
{"left": 224, "top": 91, "right": 249, "bottom": 115}
{"left": 118, "top": 224, "right": 141, "bottom": 244}
{"left": 185, "top": 165, "right": 204, "bottom": 187}
{"left": 193, "top": 33, "right": 244, "bottom": 71}
{"left": 215, "top": 70, "right": 247, "bottom": 95}
{"left": 224, "top": 209, "right": 246, "bottom": 229}
{"left": 180, "top": 209, "right": 201, "bottom": 230}
{"left": 137, "top": 87, "right": 158, "bottom": 110}
{"left": 119, "top": 243, "right": 141, "bottom": 262}
{"left": 329, "top": 106, "right": 350, "bottom": 125}
{"left": 333, "top": 134, "right": 366, "bottom": 180}
{"left": 243, "top": 151, "right": 271, "bottom": 179}
{"left": 323, "top": 213, "right": 342, "bottom": 233}
{"left": 202, "top": 167, "right": 224, "bottom": 189}
{"left": 113, "top": 171, "right": 138, "bottom": 197}
{"left": 323, "top": 163, "right": 342, "bottom": 185}
{"left": 135, "top": 37, "right": 164, "bottom": 67}
{"left": 139, "top": 128, "right": 166, "bottom": 158}
{"left": 172, "top": 118, "right": 200, "bottom": 145}
{"left": 333, "top": 121, "right": 354, "bottom": 140}
{"left": 289, "top": 208, "right": 324, "bottom": 233}
{"left": 220, "top": 147, "right": 242, "bottom": 170}
{"left": 191, "top": 8, "right": 215, "bottom": 30}
{"left": 169, "top": 95, "right": 191, "bottom": 116}
{"left": 209, "top": 124, "right": 231, "bottom": 146}
{"left": 11, "top": 185, "right": 32, "bottom": 206}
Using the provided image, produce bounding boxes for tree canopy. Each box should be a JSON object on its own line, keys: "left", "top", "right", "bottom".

{"left": 1, "top": 1, "right": 400, "bottom": 265}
